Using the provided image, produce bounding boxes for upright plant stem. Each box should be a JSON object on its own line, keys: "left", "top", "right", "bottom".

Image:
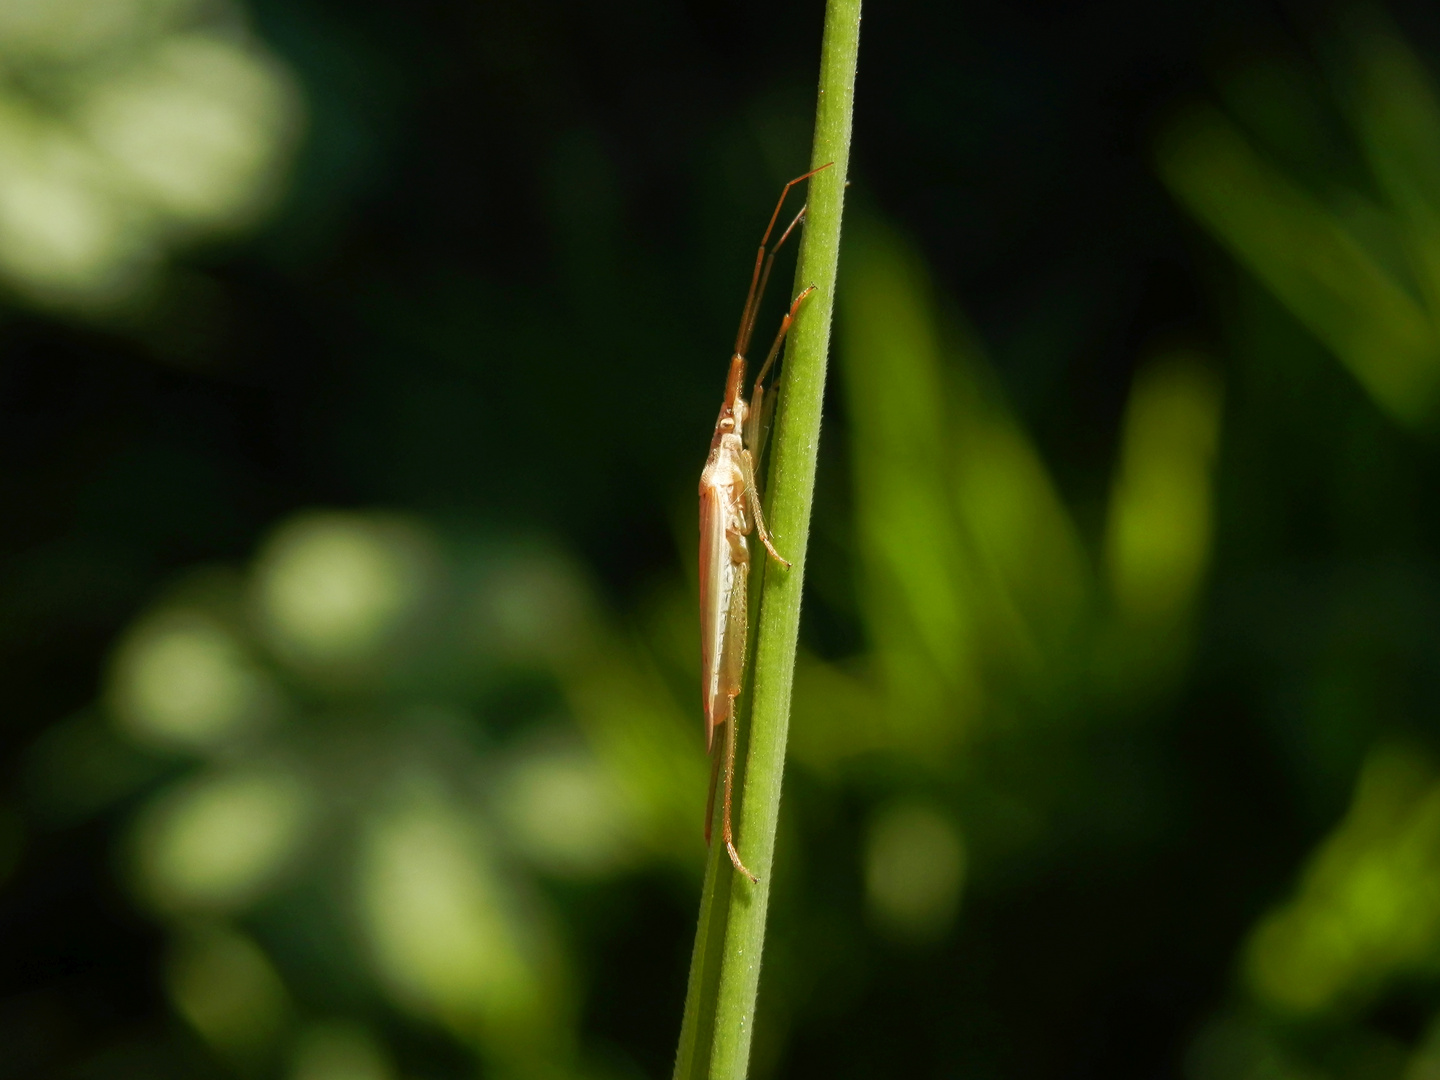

{"left": 673, "top": 2, "right": 861, "bottom": 1077}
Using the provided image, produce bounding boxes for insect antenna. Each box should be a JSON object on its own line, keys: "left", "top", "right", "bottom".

{"left": 743, "top": 204, "right": 810, "bottom": 369}
{"left": 732, "top": 162, "right": 834, "bottom": 360}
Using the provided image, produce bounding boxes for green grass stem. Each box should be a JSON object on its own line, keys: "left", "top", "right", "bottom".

{"left": 672, "top": 1, "right": 861, "bottom": 1076}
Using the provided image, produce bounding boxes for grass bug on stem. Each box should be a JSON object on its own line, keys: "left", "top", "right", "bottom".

{"left": 698, "top": 162, "right": 833, "bottom": 882}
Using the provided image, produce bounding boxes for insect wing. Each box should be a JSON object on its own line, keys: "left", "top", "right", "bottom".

{"left": 699, "top": 477, "right": 728, "bottom": 751}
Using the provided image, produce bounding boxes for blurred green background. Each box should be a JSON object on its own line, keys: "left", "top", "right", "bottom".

{"left": 8, "top": 0, "right": 1440, "bottom": 1077}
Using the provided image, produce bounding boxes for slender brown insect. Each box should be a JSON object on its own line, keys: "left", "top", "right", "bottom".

{"left": 699, "top": 162, "right": 832, "bottom": 882}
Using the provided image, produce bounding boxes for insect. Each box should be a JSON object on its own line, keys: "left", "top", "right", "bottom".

{"left": 700, "top": 162, "right": 832, "bottom": 882}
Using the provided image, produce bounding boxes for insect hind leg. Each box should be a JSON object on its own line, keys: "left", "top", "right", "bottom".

{"left": 722, "top": 699, "right": 758, "bottom": 883}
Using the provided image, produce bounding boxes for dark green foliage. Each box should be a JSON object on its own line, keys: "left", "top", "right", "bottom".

{"left": 6, "top": 2, "right": 1440, "bottom": 1079}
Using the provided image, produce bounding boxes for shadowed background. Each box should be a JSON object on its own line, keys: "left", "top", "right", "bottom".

{"left": 6, "top": 0, "right": 1440, "bottom": 1077}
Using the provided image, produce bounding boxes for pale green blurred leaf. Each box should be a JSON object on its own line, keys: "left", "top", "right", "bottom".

{"left": 1245, "top": 746, "right": 1440, "bottom": 1014}
{"left": 1160, "top": 107, "right": 1440, "bottom": 424}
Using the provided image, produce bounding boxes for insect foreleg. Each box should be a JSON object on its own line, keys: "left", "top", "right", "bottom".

{"left": 745, "top": 284, "right": 819, "bottom": 459}
{"left": 754, "top": 284, "right": 818, "bottom": 403}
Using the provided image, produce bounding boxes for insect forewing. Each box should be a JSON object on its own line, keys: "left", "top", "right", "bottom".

{"left": 699, "top": 480, "right": 728, "bottom": 752}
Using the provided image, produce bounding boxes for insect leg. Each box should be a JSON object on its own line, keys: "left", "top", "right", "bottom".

{"left": 739, "top": 448, "right": 791, "bottom": 569}
{"left": 723, "top": 694, "right": 758, "bottom": 882}
{"left": 733, "top": 162, "right": 835, "bottom": 359}
{"left": 754, "top": 284, "right": 817, "bottom": 402}
{"left": 737, "top": 203, "right": 810, "bottom": 361}
{"left": 745, "top": 283, "right": 818, "bottom": 454}
{"left": 715, "top": 550, "right": 757, "bottom": 881}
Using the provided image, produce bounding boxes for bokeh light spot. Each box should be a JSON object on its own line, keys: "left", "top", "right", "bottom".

{"left": 80, "top": 32, "right": 298, "bottom": 226}
{"left": 254, "top": 513, "right": 437, "bottom": 676}
{"left": 290, "top": 1021, "right": 393, "bottom": 1080}
{"left": 0, "top": 106, "right": 143, "bottom": 303}
{"left": 864, "top": 803, "right": 966, "bottom": 942}
{"left": 467, "top": 548, "right": 593, "bottom": 668}
{"left": 359, "top": 787, "right": 548, "bottom": 1040}
{"left": 166, "top": 924, "right": 288, "bottom": 1059}
{"left": 497, "top": 735, "right": 634, "bottom": 878}
{"left": 0, "top": 0, "right": 301, "bottom": 308}
{"left": 1244, "top": 747, "right": 1440, "bottom": 1013}
{"left": 108, "top": 609, "right": 276, "bottom": 751}
{"left": 134, "top": 767, "right": 312, "bottom": 912}
{"left": 1105, "top": 355, "right": 1223, "bottom": 626}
